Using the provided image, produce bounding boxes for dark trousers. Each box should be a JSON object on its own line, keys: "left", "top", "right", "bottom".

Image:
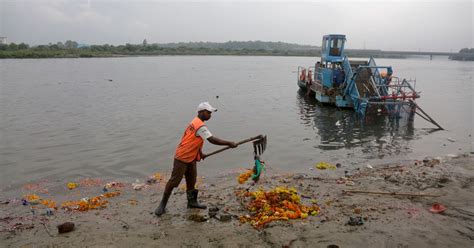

{"left": 164, "top": 159, "right": 197, "bottom": 194}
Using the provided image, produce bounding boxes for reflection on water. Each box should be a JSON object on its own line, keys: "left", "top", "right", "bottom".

{"left": 296, "top": 89, "right": 417, "bottom": 158}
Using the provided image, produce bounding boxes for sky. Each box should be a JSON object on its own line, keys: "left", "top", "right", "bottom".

{"left": 0, "top": 0, "right": 472, "bottom": 52}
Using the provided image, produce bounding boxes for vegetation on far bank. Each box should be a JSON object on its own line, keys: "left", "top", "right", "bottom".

{"left": 0, "top": 40, "right": 320, "bottom": 58}
{"left": 449, "top": 48, "right": 474, "bottom": 61}
{"left": 0, "top": 40, "right": 468, "bottom": 60}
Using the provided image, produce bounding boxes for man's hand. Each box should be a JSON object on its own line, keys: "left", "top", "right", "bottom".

{"left": 228, "top": 142, "right": 238, "bottom": 148}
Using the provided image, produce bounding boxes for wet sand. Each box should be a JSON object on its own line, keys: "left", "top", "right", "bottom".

{"left": 1, "top": 154, "right": 473, "bottom": 247}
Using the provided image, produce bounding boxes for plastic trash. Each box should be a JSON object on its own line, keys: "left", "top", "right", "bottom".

{"left": 132, "top": 183, "right": 146, "bottom": 190}
{"left": 347, "top": 216, "right": 364, "bottom": 226}
{"left": 104, "top": 181, "right": 124, "bottom": 190}
{"left": 429, "top": 203, "right": 447, "bottom": 214}
{"left": 40, "top": 208, "right": 54, "bottom": 216}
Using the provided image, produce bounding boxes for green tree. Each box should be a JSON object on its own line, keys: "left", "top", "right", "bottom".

{"left": 65, "top": 40, "right": 78, "bottom": 49}
{"left": 8, "top": 43, "right": 18, "bottom": 50}
{"left": 18, "top": 43, "right": 29, "bottom": 49}
{"left": 125, "top": 43, "right": 137, "bottom": 52}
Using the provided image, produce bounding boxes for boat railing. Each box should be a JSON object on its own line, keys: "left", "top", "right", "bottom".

{"left": 342, "top": 56, "right": 354, "bottom": 95}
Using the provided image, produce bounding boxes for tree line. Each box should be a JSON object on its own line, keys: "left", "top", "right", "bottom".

{"left": 2, "top": 40, "right": 468, "bottom": 60}
{"left": 0, "top": 40, "right": 321, "bottom": 58}
{"left": 449, "top": 47, "right": 474, "bottom": 61}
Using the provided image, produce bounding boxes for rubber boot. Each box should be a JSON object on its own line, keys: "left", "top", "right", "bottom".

{"left": 154, "top": 192, "right": 171, "bottom": 217}
{"left": 187, "top": 189, "right": 207, "bottom": 209}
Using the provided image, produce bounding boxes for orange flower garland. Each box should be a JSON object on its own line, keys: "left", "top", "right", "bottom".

{"left": 238, "top": 186, "right": 319, "bottom": 229}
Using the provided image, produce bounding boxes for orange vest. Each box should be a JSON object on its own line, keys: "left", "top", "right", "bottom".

{"left": 175, "top": 117, "right": 205, "bottom": 163}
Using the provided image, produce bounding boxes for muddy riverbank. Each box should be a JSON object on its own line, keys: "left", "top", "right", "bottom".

{"left": 1, "top": 154, "right": 472, "bottom": 247}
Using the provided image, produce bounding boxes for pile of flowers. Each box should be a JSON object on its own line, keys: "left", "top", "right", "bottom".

{"left": 61, "top": 191, "right": 121, "bottom": 212}
{"left": 238, "top": 186, "right": 320, "bottom": 229}
{"left": 23, "top": 194, "right": 57, "bottom": 209}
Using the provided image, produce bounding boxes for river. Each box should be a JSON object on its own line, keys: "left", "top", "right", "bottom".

{"left": 0, "top": 56, "right": 472, "bottom": 190}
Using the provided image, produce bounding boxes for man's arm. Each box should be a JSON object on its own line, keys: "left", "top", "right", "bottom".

{"left": 201, "top": 137, "right": 237, "bottom": 160}
{"left": 207, "top": 136, "right": 238, "bottom": 148}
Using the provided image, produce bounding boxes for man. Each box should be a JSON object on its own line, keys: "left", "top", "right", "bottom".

{"left": 154, "top": 102, "right": 238, "bottom": 217}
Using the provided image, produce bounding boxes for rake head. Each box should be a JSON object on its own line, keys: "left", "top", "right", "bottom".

{"left": 251, "top": 135, "right": 267, "bottom": 183}
{"left": 253, "top": 135, "right": 267, "bottom": 157}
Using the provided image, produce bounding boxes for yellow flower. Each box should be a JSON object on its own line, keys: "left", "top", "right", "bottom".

{"left": 67, "top": 182, "right": 78, "bottom": 190}
{"left": 315, "top": 162, "right": 337, "bottom": 170}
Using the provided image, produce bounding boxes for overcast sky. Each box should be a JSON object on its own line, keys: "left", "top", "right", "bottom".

{"left": 0, "top": 0, "right": 472, "bottom": 52}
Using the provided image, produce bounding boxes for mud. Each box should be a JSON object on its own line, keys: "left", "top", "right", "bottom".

{"left": 1, "top": 154, "right": 473, "bottom": 247}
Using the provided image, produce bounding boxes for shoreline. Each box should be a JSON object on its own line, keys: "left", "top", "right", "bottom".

{"left": 0, "top": 53, "right": 409, "bottom": 59}
{"left": 1, "top": 153, "right": 473, "bottom": 247}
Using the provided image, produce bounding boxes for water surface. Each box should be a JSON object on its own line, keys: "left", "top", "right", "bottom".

{"left": 0, "top": 56, "right": 472, "bottom": 190}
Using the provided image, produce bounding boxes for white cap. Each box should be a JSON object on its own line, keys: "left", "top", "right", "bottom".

{"left": 197, "top": 102, "right": 218, "bottom": 113}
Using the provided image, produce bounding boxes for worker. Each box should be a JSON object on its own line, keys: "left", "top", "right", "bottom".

{"left": 300, "top": 68, "right": 307, "bottom": 82}
{"left": 306, "top": 70, "right": 313, "bottom": 93}
{"left": 154, "top": 102, "right": 238, "bottom": 217}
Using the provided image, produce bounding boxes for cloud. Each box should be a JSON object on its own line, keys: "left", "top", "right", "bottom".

{"left": 1, "top": 0, "right": 472, "bottom": 51}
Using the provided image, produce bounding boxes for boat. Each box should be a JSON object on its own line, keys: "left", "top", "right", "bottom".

{"left": 296, "top": 34, "right": 443, "bottom": 129}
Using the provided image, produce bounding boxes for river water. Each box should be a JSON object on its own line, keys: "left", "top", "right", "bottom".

{"left": 0, "top": 56, "right": 472, "bottom": 190}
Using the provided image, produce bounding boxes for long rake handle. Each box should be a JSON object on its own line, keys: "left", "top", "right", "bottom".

{"left": 205, "top": 135, "right": 262, "bottom": 158}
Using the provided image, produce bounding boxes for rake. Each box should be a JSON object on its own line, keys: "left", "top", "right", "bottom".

{"left": 205, "top": 135, "right": 267, "bottom": 182}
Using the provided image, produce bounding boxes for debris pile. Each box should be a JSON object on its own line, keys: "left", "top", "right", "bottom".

{"left": 60, "top": 191, "right": 121, "bottom": 212}
{"left": 238, "top": 170, "right": 254, "bottom": 184}
{"left": 23, "top": 194, "right": 57, "bottom": 209}
{"left": 238, "top": 186, "right": 320, "bottom": 229}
